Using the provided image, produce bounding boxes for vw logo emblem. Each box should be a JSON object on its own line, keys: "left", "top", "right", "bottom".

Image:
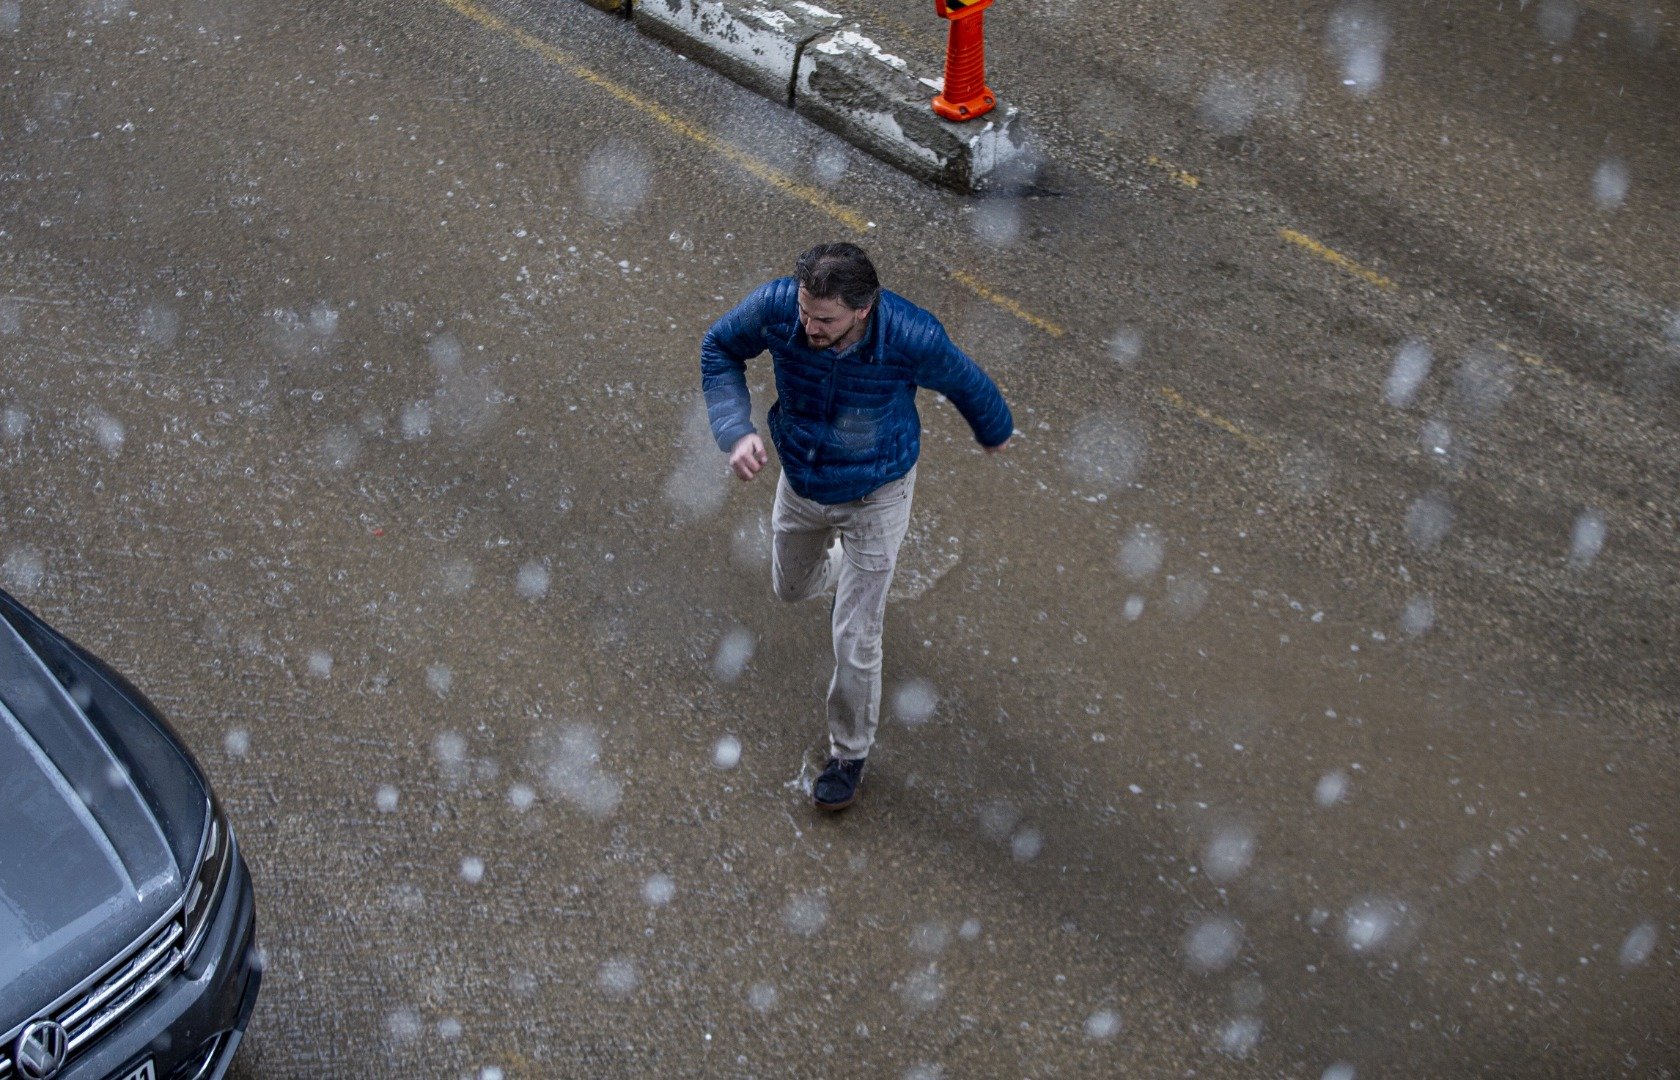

{"left": 14, "top": 1019, "right": 68, "bottom": 1080}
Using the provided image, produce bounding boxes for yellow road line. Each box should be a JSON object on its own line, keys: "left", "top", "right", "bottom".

{"left": 1144, "top": 154, "right": 1201, "bottom": 189}
{"left": 1492, "top": 340, "right": 1573, "bottom": 381}
{"left": 432, "top": 0, "right": 871, "bottom": 233}
{"left": 1153, "top": 386, "right": 1269, "bottom": 452}
{"left": 949, "top": 269, "right": 1066, "bottom": 338}
{"left": 1278, "top": 228, "right": 1395, "bottom": 290}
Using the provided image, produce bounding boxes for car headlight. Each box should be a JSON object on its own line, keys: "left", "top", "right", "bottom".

{"left": 182, "top": 796, "right": 234, "bottom": 966}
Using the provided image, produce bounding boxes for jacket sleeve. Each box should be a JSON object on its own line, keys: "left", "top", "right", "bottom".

{"left": 700, "top": 284, "right": 772, "bottom": 452}
{"left": 911, "top": 318, "right": 1014, "bottom": 449}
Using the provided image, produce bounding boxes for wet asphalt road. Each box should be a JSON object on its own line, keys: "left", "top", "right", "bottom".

{"left": 0, "top": 0, "right": 1675, "bottom": 1076}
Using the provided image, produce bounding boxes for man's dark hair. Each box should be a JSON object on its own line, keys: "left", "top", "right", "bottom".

{"left": 796, "top": 243, "right": 880, "bottom": 312}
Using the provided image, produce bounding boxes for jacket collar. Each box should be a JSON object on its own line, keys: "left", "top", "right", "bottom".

{"left": 784, "top": 311, "right": 877, "bottom": 361}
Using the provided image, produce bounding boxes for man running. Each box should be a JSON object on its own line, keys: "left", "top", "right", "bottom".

{"left": 700, "top": 242, "right": 1013, "bottom": 810}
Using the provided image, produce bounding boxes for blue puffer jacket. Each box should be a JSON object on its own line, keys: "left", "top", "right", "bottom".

{"left": 701, "top": 277, "right": 1013, "bottom": 505}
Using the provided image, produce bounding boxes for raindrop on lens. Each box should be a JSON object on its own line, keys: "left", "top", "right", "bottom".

{"left": 1118, "top": 525, "right": 1164, "bottom": 581}
{"left": 386, "top": 1008, "right": 422, "bottom": 1043}
{"left": 578, "top": 774, "right": 622, "bottom": 819}
{"left": 1, "top": 548, "right": 44, "bottom": 592}
{"left": 88, "top": 408, "right": 125, "bottom": 455}
{"left": 581, "top": 140, "right": 652, "bottom": 221}
{"left": 400, "top": 401, "right": 432, "bottom": 439}
{"left": 972, "top": 199, "right": 1021, "bottom": 247}
{"left": 438, "top": 557, "right": 476, "bottom": 595}
{"left": 1327, "top": 1, "right": 1388, "bottom": 96}
{"left": 1619, "top": 921, "right": 1657, "bottom": 967}
{"left": 1569, "top": 509, "right": 1606, "bottom": 567}
{"left": 1063, "top": 413, "right": 1148, "bottom": 491}
{"left": 434, "top": 731, "right": 466, "bottom": 767}
{"left": 428, "top": 333, "right": 464, "bottom": 374}
{"left": 515, "top": 561, "right": 551, "bottom": 600}
{"left": 1183, "top": 916, "right": 1244, "bottom": 973}
{"left": 1453, "top": 349, "right": 1513, "bottom": 417}
{"left": 813, "top": 145, "right": 849, "bottom": 187}
{"left": 1418, "top": 418, "right": 1453, "bottom": 458}
{"left": 1084, "top": 1008, "right": 1122, "bottom": 1040}
{"left": 1405, "top": 492, "right": 1455, "bottom": 551}
{"left": 712, "top": 628, "right": 755, "bottom": 683}
{"left": 1217, "top": 1015, "right": 1262, "bottom": 1057}
{"left": 1315, "top": 770, "right": 1349, "bottom": 807}
{"left": 1400, "top": 595, "right": 1435, "bottom": 637}
{"left": 1384, "top": 338, "right": 1432, "bottom": 407}
{"left": 784, "top": 893, "right": 830, "bottom": 936}
{"left": 1342, "top": 897, "right": 1402, "bottom": 953}
{"left": 731, "top": 512, "right": 772, "bottom": 566}
{"left": 643, "top": 873, "right": 675, "bottom": 907}
{"left": 308, "top": 303, "right": 339, "bottom": 338}
{"left": 1108, "top": 326, "right": 1143, "bottom": 368}
{"left": 434, "top": 731, "right": 469, "bottom": 788}
{"left": 1197, "top": 72, "right": 1257, "bottom": 135}
{"left": 1585, "top": 159, "right": 1626, "bottom": 209}
{"left": 900, "top": 967, "right": 944, "bottom": 1010}
{"left": 892, "top": 679, "right": 938, "bottom": 725}
{"left": 1204, "top": 825, "right": 1255, "bottom": 883}
{"left": 321, "top": 427, "right": 359, "bottom": 470}
{"left": 909, "top": 921, "right": 951, "bottom": 956}
{"left": 389, "top": 883, "right": 424, "bottom": 913}
{"left": 1166, "top": 575, "right": 1209, "bottom": 621}
{"left": 596, "top": 957, "right": 639, "bottom": 998}
{"left": 138, "top": 302, "right": 179, "bottom": 347}
{"left": 426, "top": 663, "right": 454, "bottom": 695}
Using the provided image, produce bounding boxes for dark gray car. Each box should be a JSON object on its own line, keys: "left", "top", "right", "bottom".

{"left": 0, "top": 588, "right": 259, "bottom": 1080}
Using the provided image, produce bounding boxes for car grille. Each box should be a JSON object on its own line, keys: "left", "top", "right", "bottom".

{"left": 169, "top": 1031, "right": 227, "bottom": 1080}
{"left": 0, "top": 909, "right": 186, "bottom": 1079}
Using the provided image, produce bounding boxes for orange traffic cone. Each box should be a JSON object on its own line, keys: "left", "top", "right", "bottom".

{"left": 932, "top": 0, "right": 997, "bottom": 122}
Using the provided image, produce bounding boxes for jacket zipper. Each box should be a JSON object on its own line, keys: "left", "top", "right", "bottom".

{"left": 814, "top": 350, "right": 841, "bottom": 467}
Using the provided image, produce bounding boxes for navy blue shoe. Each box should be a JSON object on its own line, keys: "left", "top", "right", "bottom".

{"left": 813, "top": 757, "right": 866, "bottom": 811}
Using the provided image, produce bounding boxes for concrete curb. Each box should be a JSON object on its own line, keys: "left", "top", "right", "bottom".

{"left": 795, "top": 28, "right": 1027, "bottom": 194}
{"left": 600, "top": 0, "right": 1031, "bottom": 193}
{"left": 633, "top": 0, "right": 842, "bottom": 105}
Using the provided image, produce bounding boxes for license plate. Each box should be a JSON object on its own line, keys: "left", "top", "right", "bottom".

{"left": 116, "top": 1061, "right": 155, "bottom": 1080}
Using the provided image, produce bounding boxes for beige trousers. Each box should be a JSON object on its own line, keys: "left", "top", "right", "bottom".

{"left": 771, "top": 467, "right": 917, "bottom": 761}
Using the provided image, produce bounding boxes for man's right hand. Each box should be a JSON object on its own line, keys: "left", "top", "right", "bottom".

{"left": 729, "top": 433, "right": 769, "bottom": 481}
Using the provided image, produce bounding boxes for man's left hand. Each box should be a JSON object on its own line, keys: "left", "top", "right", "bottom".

{"left": 983, "top": 437, "right": 1010, "bottom": 455}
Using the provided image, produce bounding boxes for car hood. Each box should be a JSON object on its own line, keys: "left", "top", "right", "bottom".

{"left": 0, "top": 616, "right": 182, "bottom": 1031}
